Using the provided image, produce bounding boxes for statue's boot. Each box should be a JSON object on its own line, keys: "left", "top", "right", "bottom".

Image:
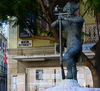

{"left": 72, "top": 65, "right": 77, "bottom": 80}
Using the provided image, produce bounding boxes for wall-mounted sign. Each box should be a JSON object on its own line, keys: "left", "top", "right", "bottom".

{"left": 18, "top": 40, "right": 32, "bottom": 47}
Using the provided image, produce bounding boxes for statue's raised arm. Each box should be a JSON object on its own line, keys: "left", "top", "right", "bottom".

{"left": 51, "top": 20, "right": 59, "bottom": 28}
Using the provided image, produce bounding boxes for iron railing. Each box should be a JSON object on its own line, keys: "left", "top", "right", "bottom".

{"left": 83, "top": 24, "right": 99, "bottom": 43}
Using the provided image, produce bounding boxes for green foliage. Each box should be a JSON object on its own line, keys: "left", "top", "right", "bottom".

{"left": 81, "top": 31, "right": 89, "bottom": 43}
{"left": 0, "top": 0, "right": 41, "bottom": 23}
{"left": 0, "top": 0, "right": 45, "bottom": 36}
{"left": 0, "top": 0, "right": 55, "bottom": 36}
{"left": 5, "top": 0, "right": 39, "bottom": 15}
{"left": 49, "top": 40, "right": 55, "bottom": 44}
{"left": 36, "top": 21, "right": 53, "bottom": 37}
{"left": 1, "top": 0, "right": 100, "bottom": 38}
{"left": 80, "top": 0, "right": 100, "bottom": 16}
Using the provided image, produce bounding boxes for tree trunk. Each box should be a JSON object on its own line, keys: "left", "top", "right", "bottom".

{"left": 82, "top": 37, "right": 100, "bottom": 88}
{"left": 91, "top": 70, "right": 100, "bottom": 88}
{"left": 94, "top": 38, "right": 100, "bottom": 87}
{"left": 82, "top": 52, "right": 100, "bottom": 88}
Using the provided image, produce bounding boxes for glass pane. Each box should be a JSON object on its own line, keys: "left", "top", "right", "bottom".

{"left": 36, "top": 70, "right": 43, "bottom": 80}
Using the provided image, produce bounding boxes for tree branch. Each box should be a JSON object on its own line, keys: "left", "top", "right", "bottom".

{"left": 38, "top": 14, "right": 49, "bottom": 24}
{"left": 82, "top": 52, "right": 98, "bottom": 77}
{"left": 82, "top": 52, "right": 95, "bottom": 70}
{"left": 81, "top": 4, "right": 91, "bottom": 17}
{"left": 39, "top": 0, "right": 47, "bottom": 14}
{"left": 31, "top": 35, "right": 55, "bottom": 41}
{"left": 39, "top": 0, "right": 52, "bottom": 24}
{"left": 90, "top": 43, "right": 97, "bottom": 53}
{"left": 49, "top": 0, "right": 57, "bottom": 21}
{"left": 49, "top": 0, "right": 57, "bottom": 11}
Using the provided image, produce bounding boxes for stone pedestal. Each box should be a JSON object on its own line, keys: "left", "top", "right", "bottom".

{"left": 43, "top": 79, "right": 100, "bottom": 91}
{"left": 60, "top": 79, "right": 81, "bottom": 88}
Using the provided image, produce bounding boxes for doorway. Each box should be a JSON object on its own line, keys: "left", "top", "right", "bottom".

{"left": 11, "top": 73, "right": 26, "bottom": 91}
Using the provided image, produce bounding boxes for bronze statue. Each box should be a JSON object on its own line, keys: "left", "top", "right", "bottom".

{"left": 51, "top": 2, "right": 84, "bottom": 80}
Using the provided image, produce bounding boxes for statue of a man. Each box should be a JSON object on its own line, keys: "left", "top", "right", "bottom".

{"left": 51, "top": 2, "right": 84, "bottom": 80}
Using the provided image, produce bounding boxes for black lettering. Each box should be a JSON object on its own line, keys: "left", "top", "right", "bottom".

{"left": 21, "top": 41, "right": 23, "bottom": 43}
{"left": 26, "top": 41, "right": 29, "bottom": 43}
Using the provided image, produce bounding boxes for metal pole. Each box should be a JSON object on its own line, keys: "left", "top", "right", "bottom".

{"left": 54, "top": 5, "right": 67, "bottom": 79}
{"left": 58, "top": 14, "right": 65, "bottom": 79}
{"left": 58, "top": 14, "right": 62, "bottom": 64}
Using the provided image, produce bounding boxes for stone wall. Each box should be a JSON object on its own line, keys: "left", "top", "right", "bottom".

{"left": 7, "top": 46, "right": 87, "bottom": 91}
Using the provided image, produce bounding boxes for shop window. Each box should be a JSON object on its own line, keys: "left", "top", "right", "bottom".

{"left": 36, "top": 70, "right": 43, "bottom": 80}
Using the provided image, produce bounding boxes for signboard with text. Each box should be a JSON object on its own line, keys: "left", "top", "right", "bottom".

{"left": 18, "top": 40, "right": 32, "bottom": 47}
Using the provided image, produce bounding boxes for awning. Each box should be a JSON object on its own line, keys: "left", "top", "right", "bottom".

{"left": 13, "top": 54, "right": 60, "bottom": 61}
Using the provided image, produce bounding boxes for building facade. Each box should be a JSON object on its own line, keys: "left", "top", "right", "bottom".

{"left": 0, "top": 33, "right": 7, "bottom": 91}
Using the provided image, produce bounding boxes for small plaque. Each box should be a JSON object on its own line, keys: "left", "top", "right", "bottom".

{"left": 18, "top": 40, "right": 32, "bottom": 47}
